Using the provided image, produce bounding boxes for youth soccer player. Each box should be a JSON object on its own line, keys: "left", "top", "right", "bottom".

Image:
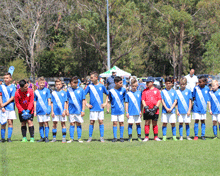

{"left": 141, "top": 77, "right": 161, "bottom": 142}
{"left": 15, "top": 80, "right": 35, "bottom": 142}
{"left": 208, "top": 80, "right": 220, "bottom": 139}
{"left": 161, "top": 77, "right": 178, "bottom": 141}
{"left": 109, "top": 76, "right": 126, "bottom": 142}
{"left": 0, "top": 73, "right": 16, "bottom": 142}
{"left": 192, "top": 76, "right": 210, "bottom": 140}
{"left": 125, "top": 79, "right": 142, "bottom": 142}
{"left": 66, "top": 76, "right": 86, "bottom": 143}
{"left": 85, "top": 71, "right": 108, "bottom": 143}
{"left": 176, "top": 77, "right": 192, "bottom": 140}
{"left": 51, "top": 79, "right": 68, "bottom": 143}
{"left": 34, "top": 77, "right": 51, "bottom": 143}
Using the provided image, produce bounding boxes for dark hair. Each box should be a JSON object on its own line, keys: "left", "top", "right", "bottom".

{"left": 114, "top": 76, "right": 122, "bottom": 83}
{"left": 199, "top": 76, "right": 207, "bottom": 83}
{"left": 70, "top": 76, "right": 78, "bottom": 83}
{"left": 5, "top": 72, "right": 11, "bottom": 77}
{"left": 19, "top": 79, "right": 27, "bottom": 88}
{"left": 90, "top": 71, "right": 99, "bottom": 78}
{"left": 55, "top": 78, "right": 62, "bottom": 83}
{"left": 165, "top": 77, "right": 172, "bottom": 83}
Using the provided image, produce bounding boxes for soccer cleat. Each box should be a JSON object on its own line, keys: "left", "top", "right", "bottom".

{"left": 137, "top": 137, "right": 142, "bottom": 142}
{"left": 112, "top": 138, "right": 117, "bottom": 142}
{"left": 201, "top": 136, "right": 206, "bottom": 140}
{"left": 45, "top": 137, "right": 49, "bottom": 143}
{"left": 0, "top": 139, "right": 6, "bottom": 143}
{"left": 78, "top": 138, "right": 83, "bottom": 143}
{"left": 194, "top": 136, "right": 198, "bottom": 140}
{"left": 100, "top": 137, "right": 105, "bottom": 143}
{"left": 37, "top": 138, "right": 45, "bottom": 142}
{"left": 120, "top": 138, "right": 124, "bottom": 142}
{"left": 87, "top": 137, "right": 92, "bottom": 143}
{"left": 62, "top": 138, "right": 66, "bottom": 143}
{"left": 7, "top": 138, "right": 12, "bottom": 142}
{"left": 51, "top": 138, "right": 57, "bottom": 142}
{"left": 187, "top": 136, "right": 192, "bottom": 140}
{"left": 21, "top": 137, "right": 28, "bottom": 142}
{"left": 67, "top": 139, "right": 73, "bottom": 143}
{"left": 179, "top": 136, "right": 183, "bottom": 141}
{"left": 213, "top": 136, "right": 218, "bottom": 140}
{"left": 154, "top": 137, "right": 161, "bottom": 141}
{"left": 173, "top": 136, "right": 178, "bottom": 141}
{"left": 143, "top": 137, "right": 149, "bottom": 142}
{"left": 128, "top": 137, "right": 132, "bottom": 142}
{"left": 163, "top": 136, "right": 167, "bottom": 141}
{"left": 30, "top": 138, "right": 35, "bottom": 143}
{"left": 106, "top": 111, "right": 110, "bottom": 114}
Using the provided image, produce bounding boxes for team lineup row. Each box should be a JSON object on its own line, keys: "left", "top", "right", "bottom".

{"left": 0, "top": 72, "right": 219, "bottom": 143}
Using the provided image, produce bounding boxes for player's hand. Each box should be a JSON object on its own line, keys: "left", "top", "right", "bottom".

{"left": 51, "top": 112, "right": 55, "bottom": 118}
{"left": 66, "top": 110, "right": 69, "bottom": 116}
{"left": 62, "top": 111, "right": 65, "bottom": 117}
{"left": 167, "top": 109, "right": 172, "bottom": 113}
{"left": 34, "top": 112, "right": 36, "bottom": 117}
{"left": 126, "top": 113, "right": 129, "bottom": 119}
{"left": 209, "top": 110, "right": 212, "bottom": 115}
{"left": 144, "top": 106, "right": 150, "bottom": 114}
{"left": 2, "top": 108, "right": 6, "bottom": 113}
{"left": 87, "top": 104, "right": 93, "bottom": 109}
{"left": 177, "top": 111, "right": 180, "bottom": 116}
{"left": 187, "top": 111, "right": 191, "bottom": 116}
{"left": 139, "top": 111, "right": 142, "bottom": 117}
{"left": 101, "top": 103, "right": 106, "bottom": 108}
{"left": 81, "top": 111, "right": 85, "bottom": 117}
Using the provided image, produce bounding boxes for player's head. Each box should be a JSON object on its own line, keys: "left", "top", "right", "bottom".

{"left": 165, "top": 77, "right": 172, "bottom": 89}
{"left": 198, "top": 76, "right": 206, "bottom": 88}
{"left": 112, "top": 71, "right": 117, "bottom": 76}
{"left": 146, "top": 76, "right": 154, "bottom": 88}
{"left": 70, "top": 76, "right": 78, "bottom": 88}
{"left": 211, "top": 80, "right": 219, "bottom": 91}
{"left": 180, "top": 77, "right": 187, "bottom": 89}
{"left": 90, "top": 71, "right": 99, "bottom": 84}
{"left": 55, "top": 78, "right": 62, "bottom": 91}
{"left": 4, "top": 72, "right": 12, "bottom": 85}
{"left": 114, "top": 76, "right": 122, "bottom": 89}
{"left": 38, "top": 77, "right": 45, "bottom": 89}
{"left": 19, "top": 79, "right": 28, "bottom": 92}
{"left": 131, "top": 78, "right": 138, "bottom": 91}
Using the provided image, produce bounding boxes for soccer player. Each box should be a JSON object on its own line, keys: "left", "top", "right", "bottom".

{"left": 51, "top": 79, "right": 68, "bottom": 143}
{"left": 125, "top": 79, "right": 142, "bottom": 142}
{"left": 192, "top": 76, "right": 210, "bottom": 140}
{"left": 15, "top": 80, "right": 35, "bottom": 142}
{"left": 34, "top": 77, "right": 51, "bottom": 143}
{"left": 85, "top": 71, "right": 108, "bottom": 143}
{"left": 142, "top": 77, "right": 161, "bottom": 142}
{"left": 0, "top": 73, "right": 16, "bottom": 143}
{"left": 109, "top": 76, "right": 126, "bottom": 142}
{"left": 208, "top": 80, "right": 220, "bottom": 139}
{"left": 161, "top": 77, "right": 178, "bottom": 141}
{"left": 176, "top": 77, "right": 192, "bottom": 140}
{"left": 66, "top": 76, "right": 86, "bottom": 143}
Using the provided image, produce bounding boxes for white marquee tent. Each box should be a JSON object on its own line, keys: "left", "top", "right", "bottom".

{"left": 100, "top": 66, "right": 131, "bottom": 77}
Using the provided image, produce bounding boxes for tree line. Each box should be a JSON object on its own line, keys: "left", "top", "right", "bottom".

{"left": 0, "top": 0, "right": 220, "bottom": 80}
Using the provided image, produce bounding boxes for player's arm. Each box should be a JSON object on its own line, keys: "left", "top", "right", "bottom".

{"left": 2, "top": 96, "right": 15, "bottom": 107}
{"left": 125, "top": 102, "right": 129, "bottom": 118}
{"left": 34, "top": 101, "right": 37, "bottom": 116}
{"left": 187, "top": 99, "right": 192, "bottom": 116}
{"left": 102, "top": 95, "right": 108, "bottom": 108}
{"left": 208, "top": 101, "right": 212, "bottom": 115}
{"left": 51, "top": 102, "right": 55, "bottom": 118}
{"left": 66, "top": 101, "right": 69, "bottom": 116}
{"left": 14, "top": 92, "right": 24, "bottom": 113}
{"left": 81, "top": 99, "right": 86, "bottom": 117}
{"left": 0, "top": 93, "right": 2, "bottom": 108}
{"left": 170, "top": 100, "right": 177, "bottom": 110}
{"left": 161, "top": 99, "right": 170, "bottom": 112}
{"left": 64, "top": 101, "right": 68, "bottom": 116}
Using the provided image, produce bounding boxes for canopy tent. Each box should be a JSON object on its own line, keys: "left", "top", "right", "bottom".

{"left": 100, "top": 66, "right": 131, "bottom": 77}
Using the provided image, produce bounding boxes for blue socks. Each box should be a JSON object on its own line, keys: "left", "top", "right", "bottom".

{"left": 52, "top": 129, "right": 57, "bottom": 138}
{"left": 89, "top": 125, "right": 94, "bottom": 137}
{"left": 186, "top": 125, "right": 190, "bottom": 136}
{"left": 8, "top": 127, "right": 13, "bottom": 139}
{"left": 99, "top": 124, "right": 104, "bottom": 137}
{"left": 113, "top": 126, "right": 117, "bottom": 139}
{"left": 39, "top": 126, "right": 44, "bottom": 138}
{"left": 77, "top": 125, "right": 82, "bottom": 139}
{"left": 179, "top": 125, "right": 183, "bottom": 137}
{"left": 162, "top": 126, "right": 167, "bottom": 136}
{"left": 194, "top": 123, "right": 198, "bottom": 137}
{"left": 172, "top": 126, "right": 176, "bottom": 136}
{"left": 137, "top": 125, "right": 141, "bottom": 135}
{"left": 62, "top": 128, "right": 66, "bottom": 138}
{"left": 213, "top": 125, "right": 217, "bottom": 136}
{"left": 128, "top": 124, "right": 132, "bottom": 136}
{"left": 120, "top": 126, "right": 124, "bottom": 138}
{"left": 45, "top": 127, "right": 49, "bottom": 138}
{"left": 1, "top": 129, "right": 5, "bottom": 139}
{"left": 69, "top": 125, "right": 75, "bottom": 139}
{"left": 201, "top": 123, "right": 206, "bottom": 137}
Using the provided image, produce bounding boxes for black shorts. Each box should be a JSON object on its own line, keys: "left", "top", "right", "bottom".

{"left": 143, "top": 113, "right": 159, "bottom": 121}
{"left": 19, "top": 113, "right": 34, "bottom": 123}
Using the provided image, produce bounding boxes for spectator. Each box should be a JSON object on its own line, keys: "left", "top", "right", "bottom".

{"left": 122, "top": 76, "right": 127, "bottom": 89}
{"left": 185, "top": 69, "right": 198, "bottom": 93}
{"left": 137, "top": 79, "right": 146, "bottom": 92}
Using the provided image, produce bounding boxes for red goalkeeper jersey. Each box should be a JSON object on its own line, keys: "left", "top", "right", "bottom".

{"left": 15, "top": 88, "right": 34, "bottom": 114}
{"left": 141, "top": 87, "right": 161, "bottom": 114}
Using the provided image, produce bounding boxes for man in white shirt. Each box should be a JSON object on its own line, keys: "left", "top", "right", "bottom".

{"left": 185, "top": 69, "right": 198, "bottom": 92}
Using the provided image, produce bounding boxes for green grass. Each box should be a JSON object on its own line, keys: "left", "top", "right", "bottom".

{"left": 1, "top": 103, "right": 220, "bottom": 175}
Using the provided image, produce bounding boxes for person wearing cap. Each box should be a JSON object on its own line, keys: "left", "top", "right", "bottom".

{"left": 141, "top": 76, "right": 162, "bottom": 141}
{"left": 106, "top": 71, "right": 117, "bottom": 114}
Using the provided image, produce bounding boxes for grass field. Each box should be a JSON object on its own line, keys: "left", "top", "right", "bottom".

{"left": 1, "top": 102, "right": 220, "bottom": 175}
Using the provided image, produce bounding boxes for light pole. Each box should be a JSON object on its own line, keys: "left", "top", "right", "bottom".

{"left": 107, "top": 0, "right": 110, "bottom": 70}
